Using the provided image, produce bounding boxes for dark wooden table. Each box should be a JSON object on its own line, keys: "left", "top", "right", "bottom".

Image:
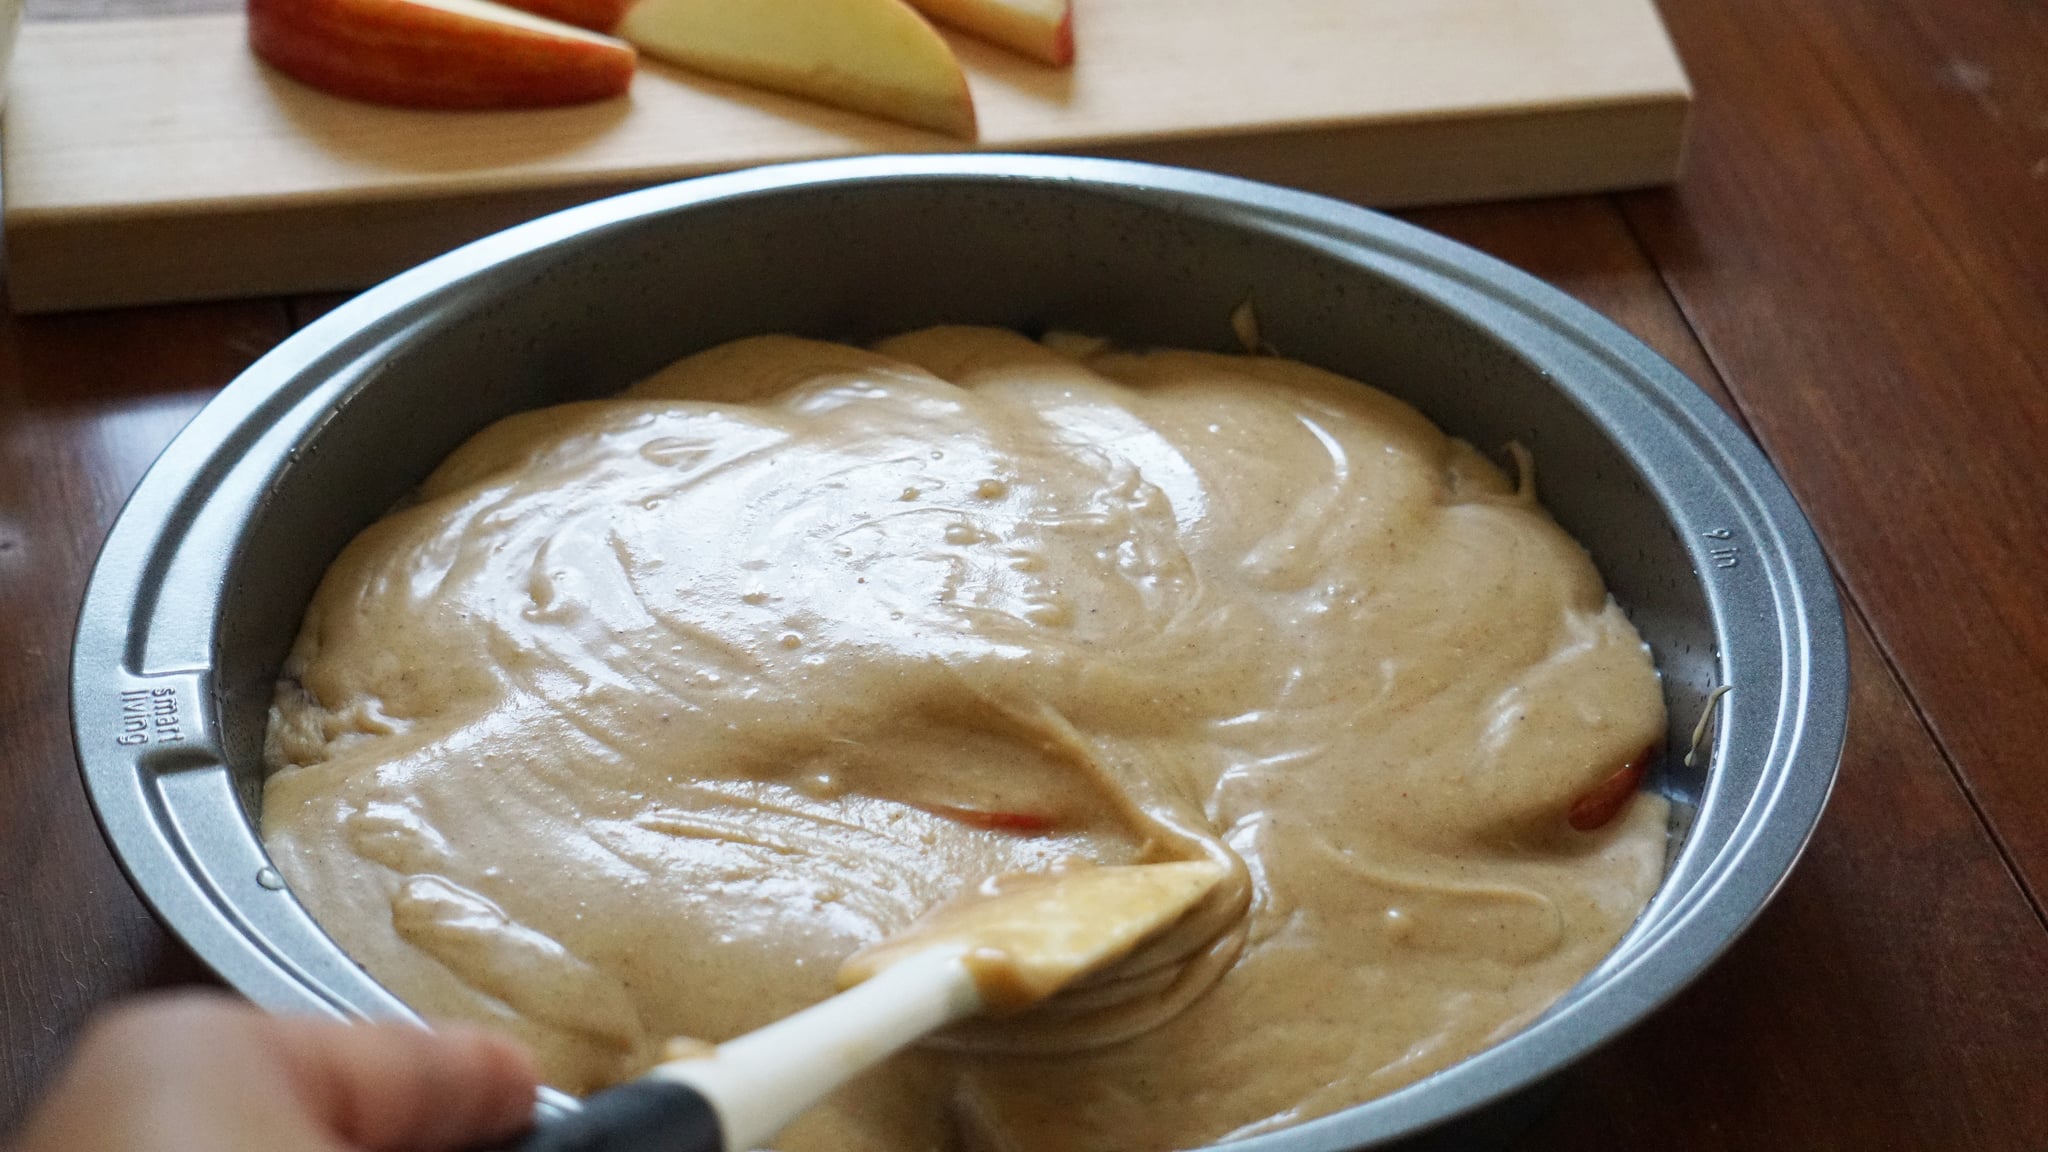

{"left": 6, "top": 0, "right": 2048, "bottom": 1146}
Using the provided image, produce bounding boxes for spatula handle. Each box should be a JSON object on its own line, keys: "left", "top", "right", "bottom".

{"left": 490, "top": 950, "right": 977, "bottom": 1152}
{"left": 503, "top": 1080, "right": 723, "bottom": 1152}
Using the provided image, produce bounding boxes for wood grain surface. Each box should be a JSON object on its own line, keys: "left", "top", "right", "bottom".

{"left": 0, "top": 0, "right": 1689, "bottom": 311}
{"left": 1414, "top": 198, "right": 2048, "bottom": 1151}
{"left": 0, "top": 302, "right": 285, "bottom": 1125}
{"left": 4, "top": 0, "right": 2047, "bottom": 1147}
{"left": 1624, "top": 0, "right": 2048, "bottom": 924}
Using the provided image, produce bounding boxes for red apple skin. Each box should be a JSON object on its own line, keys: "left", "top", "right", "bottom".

{"left": 917, "top": 804, "right": 1057, "bottom": 834}
{"left": 495, "top": 0, "right": 630, "bottom": 32}
{"left": 1568, "top": 746, "right": 1655, "bottom": 832}
{"left": 1048, "top": 6, "right": 1073, "bottom": 66}
{"left": 249, "top": 0, "right": 636, "bottom": 110}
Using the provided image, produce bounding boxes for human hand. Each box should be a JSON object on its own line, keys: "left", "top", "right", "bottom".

{"left": 6, "top": 992, "right": 538, "bottom": 1152}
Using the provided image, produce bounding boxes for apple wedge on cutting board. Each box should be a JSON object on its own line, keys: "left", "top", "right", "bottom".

{"left": 243, "top": 0, "right": 1070, "bottom": 128}
{"left": 905, "top": 0, "right": 1073, "bottom": 67}
{"left": 248, "top": 0, "right": 636, "bottom": 108}
{"left": 615, "top": 0, "right": 977, "bottom": 137}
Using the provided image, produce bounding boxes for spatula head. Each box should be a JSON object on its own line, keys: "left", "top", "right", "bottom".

{"left": 836, "top": 860, "right": 1229, "bottom": 1012}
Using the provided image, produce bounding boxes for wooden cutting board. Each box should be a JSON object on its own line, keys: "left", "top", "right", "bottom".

{"left": 0, "top": 0, "right": 1689, "bottom": 313}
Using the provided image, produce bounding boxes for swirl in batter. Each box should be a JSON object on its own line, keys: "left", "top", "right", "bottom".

{"left": 262, "top": 326, "right": 1668, "bottom": 1151}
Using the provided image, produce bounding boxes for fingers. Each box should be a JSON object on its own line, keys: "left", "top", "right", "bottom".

{"left": 12, "top": 992, "right": 342, "bottom": 1152}
{"left": 270, "top": 1014, "right": 541, "bottom": 1152}
{"left": 10, "top": 992, "right": 541, "bottom": 1152}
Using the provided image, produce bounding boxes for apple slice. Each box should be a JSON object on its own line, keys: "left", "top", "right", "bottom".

{"left": 249, "top": 0, "right": 636, "bottom": 110}
{"left": 1567, "top": 746, "right": 1655, "bottom": 832}
{"left": 906, "top": 0, "right": 1072, "bottom": 67}
{"left": 616, "top": 0, "right": 977, "bottom": 138}
{"left": 494, "top": 0, "right": 631, "bottom": 32}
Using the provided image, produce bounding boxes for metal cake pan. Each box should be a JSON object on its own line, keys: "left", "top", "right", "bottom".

{"left": 71, "top": 155, "right": 1848, "bottom": 1150}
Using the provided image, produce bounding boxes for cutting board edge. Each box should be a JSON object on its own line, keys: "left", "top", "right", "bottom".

{"left": 0, "top": 79, "right": 1691, "bottom": 225}
{"left": 3, "top": 96, "right": 1690, "bottom": 314}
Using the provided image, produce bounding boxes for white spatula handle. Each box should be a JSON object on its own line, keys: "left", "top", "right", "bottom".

{"left": 656, "top": 949, "right": 981, "bottom": 1150}
{"left": 499, "top": 949, "right": 980, "bottom": 1152}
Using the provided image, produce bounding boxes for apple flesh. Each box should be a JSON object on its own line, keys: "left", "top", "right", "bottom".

{"left": 250, "top": 0, "right": 636, "bottom": 109}
{"left": 617, "top": 0, "right": 977, "bottom": 138}
{"left": 907, "top": 0, "right": 1072, "bottom": 67}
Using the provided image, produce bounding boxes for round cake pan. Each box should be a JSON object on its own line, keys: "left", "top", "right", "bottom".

{"left": 72, "top": 155, "right": 1847, "bottom": 1150}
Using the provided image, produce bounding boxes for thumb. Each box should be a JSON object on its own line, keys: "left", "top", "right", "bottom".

{"left": 269, "top": 1014, "right": 541, "bottom": 1152}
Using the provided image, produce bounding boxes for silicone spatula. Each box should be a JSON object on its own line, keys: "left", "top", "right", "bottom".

{"left": 503, "top": 859, "right": 1227, "bottom": 1152}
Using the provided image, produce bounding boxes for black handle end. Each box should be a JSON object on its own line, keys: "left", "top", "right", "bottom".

{"left": 502, "top": 1079, "right": 723, "bottom": 1152}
